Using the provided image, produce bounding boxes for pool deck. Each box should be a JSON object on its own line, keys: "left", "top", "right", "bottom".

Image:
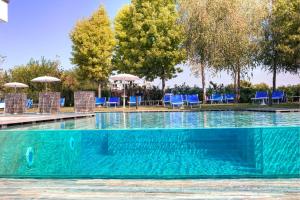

{"left": 0, "top": 113, "right": 95, "bottom": 129}
{"left": 0, "top": 179, "right": 299, "bottom": 199}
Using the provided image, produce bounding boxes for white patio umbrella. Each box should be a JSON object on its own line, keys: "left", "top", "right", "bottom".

{"left": 110, "top": 73, "right": 140, "bottom": 108}
{"left": 4, "top": 82, "right": 28, "bottom": 92}
{"left": 31, "top": 76, "right": 60, "bottom": 91}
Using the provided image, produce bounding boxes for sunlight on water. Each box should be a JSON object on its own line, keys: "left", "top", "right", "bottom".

{"left": 0, "top": 127, "right": 299, "bottom": 178}
{"left": 6, "top": 111, "right": 300, "bottom": 130}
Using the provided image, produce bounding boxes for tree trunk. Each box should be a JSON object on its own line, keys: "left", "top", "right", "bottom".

{"left": 98, "top": 83, "right": 102, "bottom": 98}
{"left": 233, "top": 71, "right": 238, "bottom": 103}
{"left": 272, "top": 65, "right": 276, "bottom": 91}
{"left": 236, "top": 66, "right": 241, "bottom": 103}
{"left": 162, "top": 77, "right": 166, "bottom": 96}
{"left": 201, "top": 63, "right": 206, "bottom": 104}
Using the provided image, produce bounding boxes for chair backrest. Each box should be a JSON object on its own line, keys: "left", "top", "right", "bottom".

{"left": 187, "top": 94, "right": 199, "bottom": 102}
{"left": 163, "top": 93, "right": 173, "bottom": 102}
{"left": 255, "top": 91, "right": 268, "bottom": 98}
{"left": 129, "top": 96, "right": 142, "bottom": 103}
{"left": 109, "top": 97, "right": 120, "bottom": 103}
{"left": 225, "top": 94, "right": 235, "bottom": 99}
{"left": 272, "top": 90, "right": 284, "bottom": 98}
{"left": 60, "top": 98, "right": 65, "bottom": 107}
{"left": 211, "top": 93, "right": 222, "bottom": 100}
{"left": 26, "top": 99, "right": 33, "bottom": 108}
{"left": 181, "top": 94, "right": 187, "bottom": 102}
{"left": 170, "top": 95, "right": 183, "bottom": 103}
{"left": 96, "top": 97, "right": 106, "bottom": 104}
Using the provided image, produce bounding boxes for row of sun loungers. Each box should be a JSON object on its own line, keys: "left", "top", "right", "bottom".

{"left": 96, "top": 96, "right": 142, "bottom": 108}
{"left": 0, "top": 91, "right": 287, "bottom": 111}
{"left": 251, "top": 91, "right": 285, "bottom": 104}
{"left": 163, "top": 94, "right": 201, "bottom": 108}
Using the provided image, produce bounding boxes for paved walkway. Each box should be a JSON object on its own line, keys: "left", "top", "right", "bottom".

{"left": 0, "top": 179, "right": 299, "bottom": 199}
{"left": 0, "top": 113, "right": 94, "bottom": 128}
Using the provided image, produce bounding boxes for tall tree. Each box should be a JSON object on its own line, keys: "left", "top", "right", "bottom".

{"left": 179, "top": 0, "right": 267, "bottom": 102}
{"left": 215, "top": 0, "right": 267, "bottom": 101}
{"left": 70, "top": 6, "right": 115, "bottom": 97}
{"left": 259, "top": 0, "right": 300, "bottom": 91}
{"left": 178, "top": 0, "right": 227, "bottom": 102}
{"left": 114, "top": 0, "right": 186, "bottom": 94}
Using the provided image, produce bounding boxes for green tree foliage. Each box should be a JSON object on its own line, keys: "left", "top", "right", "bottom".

{"left": 179, "top": 0, "right": 267, "bottom": 102}
{"left": 259, "top": 0, "right": 300, "bottom": 91}
{"left": 70, "top": 6, "right": 115, "bottom": 97}
{"left": 179, "top": 0, "right": 221, "bottom": 102}
{"left": 114, "top": 0, "right": 186, "bottom": 94}
{"left": 9, "top": 57, "right": 62, "bottom": 101}
{"left": 0, "top": 55, "right": 10, "bottom": 99}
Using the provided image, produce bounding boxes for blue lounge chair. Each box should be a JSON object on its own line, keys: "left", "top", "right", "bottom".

{"left": 181, "top": 94, "right": 188, "bottom": 104}
{"left": 60, "top": 98, "right": 65, "bottom": 107}
{"left": 128, "top": 96, "right": 142, "bottom": 107}
{"left": 251, "top": 91, "right": 268, "bottom": 104}
{"left": 95, "top": 97, "right": 106, "bottom": 107}
{"left": 187, "top": 94, "right": 201, "bottom": 108}
{"left": 170, "top": 95, "right": 184, "bottom": 109}
{"left": 26, "top": 99, "right": 33, "bottom": 108}
{"left": 272, "top": 91, "right": 285, "bottom": 104}
{"left": 207, "top": 93, "right": 223, "bottom": 104}
{"left": 107, "top": 97, "right": 120, "bottom": 108}
{"left": 224, "top": 94, "right": 235, "bottom": 103}
{"left": 163, "top": 93, "right": 173, "bottom": 107}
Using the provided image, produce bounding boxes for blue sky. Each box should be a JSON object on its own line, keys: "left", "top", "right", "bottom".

{"left": 0, "top": 0, "right": 299, "bottom": 88}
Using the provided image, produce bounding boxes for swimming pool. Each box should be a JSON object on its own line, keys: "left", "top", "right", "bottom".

{"left": 0, "top": 111, "right": 299, "bottom": 179}
{"left": 6, "top": 111, "right": 300, "bottom": 130}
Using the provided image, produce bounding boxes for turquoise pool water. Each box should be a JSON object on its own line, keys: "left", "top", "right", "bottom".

{"left": 0, "top": 127, "right": 299, "bottom": 178}
{"left": 0, "top": 111, "right": 299, "bottom": 178}
{"left": 7, "top": 111, "right": 300, "bottom": 130}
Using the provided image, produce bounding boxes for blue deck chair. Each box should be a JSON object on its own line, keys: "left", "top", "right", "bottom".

{"left": 251, "top": 91, "right": 268, "bottom": 104}
{"left": 187, "top": 94, "right": 201, "bottom": 108}
{"left": 163, "top": 93, "right": 173, "bottom": 107}
{"left": 26, "top": 99, "right": 33, "bottom": 108}
{"left": 95, "top": 97, "right": 106, "bottom": 107}
{"left": 128, "top": 96, "right": 142, "bottom": 107}
{"left": 272, "top": 91, "right": 284, "bottom": 104}
{"left": 170, "top": 95, "right": 184, "bottom": 109}
{"left": 181, "top": 94, "right": 188, "bottom": 104}
{"left": 208, "top": 93, "right": 223, "bottom": 104}
{"left": 107, "top": 97, "right": 120, "bottom": 108}
{"left": 60, "top": 98, "right": 65, "bottom": 107}
{"left": 224, "top": 94, "right": 235, "bottom": 103}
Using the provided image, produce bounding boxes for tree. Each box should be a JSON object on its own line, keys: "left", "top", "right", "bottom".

{"left": 179, "top": 0, "right": 267, "bottom": 102}
{"left": 259, "top": 0, "right": 300, "bottom": 91}
{"left": 10, "top": 57, "right": 62, "bottom": 101}
{"left": 114, "top": 0, "right": 186, "bottom": 94}
{"left": 0, "top": 55, "right": 9, "bottom": 98}
{"left": 70, "top": 6, "right": 115, "bottom": 97}
{"left": 178, "top": 0, "right": 228, "bottom": 102}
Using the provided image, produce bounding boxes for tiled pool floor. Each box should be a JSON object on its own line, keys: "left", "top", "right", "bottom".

{"left": 0, "top": 179, "right": 299, "bottom": 199}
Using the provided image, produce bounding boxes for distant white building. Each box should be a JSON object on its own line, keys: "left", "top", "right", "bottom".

{"left": 0, "top": 0, "right": 8, "bottom": 22}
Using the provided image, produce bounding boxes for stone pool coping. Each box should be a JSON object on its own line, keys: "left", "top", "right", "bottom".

{"left": 0, "top": 113, "right": 95, "bottom": 129}
{"left": 0, "top": 178, "right": 299, "bottom": 199}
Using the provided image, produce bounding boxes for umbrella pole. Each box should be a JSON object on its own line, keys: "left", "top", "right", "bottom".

{"left": 123, "top": 83, "right": 126, "bottom": 108}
